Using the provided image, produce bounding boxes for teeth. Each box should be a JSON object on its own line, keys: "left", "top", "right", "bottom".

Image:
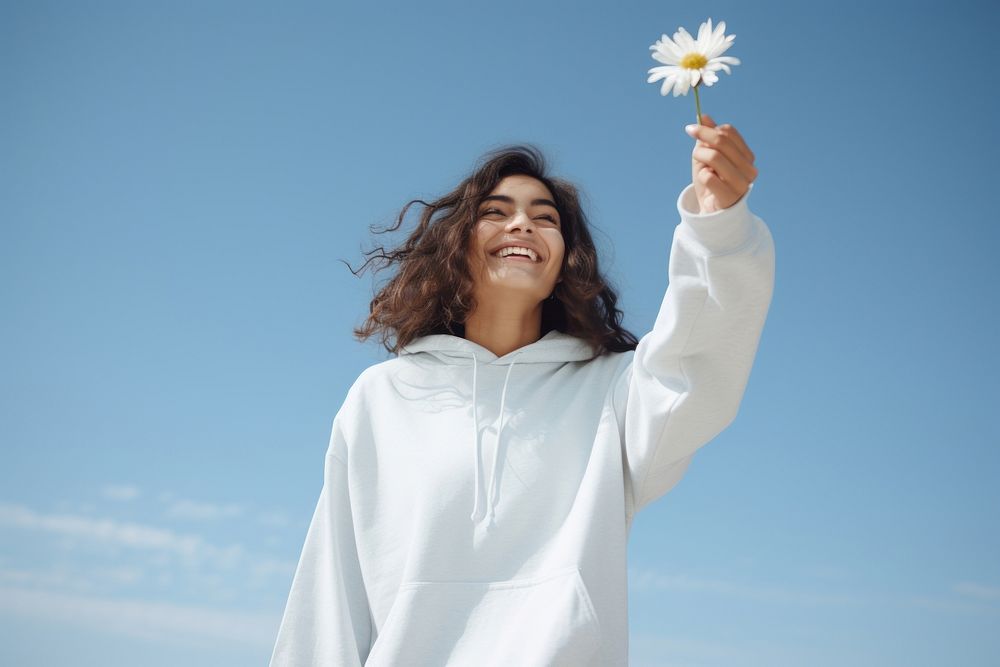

{"left": 494, "top": 246, "right": 539, "bottom": 262}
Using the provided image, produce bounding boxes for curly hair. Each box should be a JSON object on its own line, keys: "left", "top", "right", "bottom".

{"left": 342, "top": 143, "right": 639, "bottom": 357}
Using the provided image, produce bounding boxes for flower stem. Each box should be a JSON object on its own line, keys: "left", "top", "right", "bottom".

{"left": 693, "top": 84, "right": 702, "bottom": 125}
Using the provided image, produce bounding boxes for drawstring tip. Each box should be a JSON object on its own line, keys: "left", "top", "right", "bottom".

{"left": 469, "top": 508, "right": 497, "bottom": 528}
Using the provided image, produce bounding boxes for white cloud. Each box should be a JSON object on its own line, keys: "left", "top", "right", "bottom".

{"left": 257, "top": 509, "right": 291, "bottom": 528}
{"left": 952, "top": 581, "right": 1000, "bottom": 601}
{"left": 628, "top": 632, "right": 746, "bottom": 667}
{"left": 0, "top": 564, "right": 80, "bottom": 590}
{"left": 0, "top": 501, "right": 298, "bottom": 594}
{"left": 163, "top": 498, "right": 245, "bottom": 521}
{"left": 0, "top": 564, "right": 144, "bottom": 592}
{"left": 628, "top": 567, "right": 865, "bottom": 606}
{"left": 100, "top": 484, "right": 141, "bottom": 501}
{"left": 629, "top": 566, "right": 1000, "bottom": 616}
{"left": 0, "top": 586, "right": 278, "bottom": 649}
{"left": 0, "top": 501, "right": 242, "bottom": 569}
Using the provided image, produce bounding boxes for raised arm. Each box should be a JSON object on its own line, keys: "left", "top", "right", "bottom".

{"left": 612, "top": 117, "right": 774, "bottom": 518}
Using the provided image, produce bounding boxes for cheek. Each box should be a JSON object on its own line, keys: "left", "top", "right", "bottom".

{"left": 549, "top": 236, "right": 567, "bottom": 268}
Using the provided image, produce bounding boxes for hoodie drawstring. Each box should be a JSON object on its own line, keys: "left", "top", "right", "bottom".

{"left": 468, "top": 351, "right": 519, "bottom": 527}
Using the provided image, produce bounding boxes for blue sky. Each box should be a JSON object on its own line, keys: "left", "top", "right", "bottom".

{"left": 2, "top": 0, "right": 998, "bottom": 665}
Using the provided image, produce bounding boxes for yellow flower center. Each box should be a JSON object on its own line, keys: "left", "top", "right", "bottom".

{"left": 681, "top": 53, "right": 708, "bottom": 70}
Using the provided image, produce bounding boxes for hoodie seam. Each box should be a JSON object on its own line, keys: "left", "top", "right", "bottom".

{"left": 327, "top": 451, "right": 348, "bottom": 467}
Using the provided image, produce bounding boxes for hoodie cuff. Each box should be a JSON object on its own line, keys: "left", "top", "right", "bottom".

{"left": 675, "top": 181, "right": 756, "bottom": 256}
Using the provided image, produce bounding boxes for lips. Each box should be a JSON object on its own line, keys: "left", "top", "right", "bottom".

{"left": 495, "top": 254, "right": 535, "bottom": 263}
{"left": 489, "top": 240, "right": 544, "bottom": 263}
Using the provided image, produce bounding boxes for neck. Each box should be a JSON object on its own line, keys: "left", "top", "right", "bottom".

{"left": 463, "top": 298, "right": 543, "bottom": 358}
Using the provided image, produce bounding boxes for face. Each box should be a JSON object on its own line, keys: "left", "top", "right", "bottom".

{"left": 467, "top": 174, "right": 565, "bottom": 308}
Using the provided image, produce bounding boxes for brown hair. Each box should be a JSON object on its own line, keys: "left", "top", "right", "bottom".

{"left": 343, "top": 144, "right": 639, "bottom": 357}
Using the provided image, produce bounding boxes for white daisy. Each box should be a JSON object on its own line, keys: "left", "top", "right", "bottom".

{"left": 647, "top": 18, "right": 740, "bottom": 98}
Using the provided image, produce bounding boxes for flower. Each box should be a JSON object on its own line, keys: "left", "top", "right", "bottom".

{"left": 647, "top": 18, "right": 740, "bottom": 98}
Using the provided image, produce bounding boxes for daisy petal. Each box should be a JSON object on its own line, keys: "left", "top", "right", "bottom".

{"left": 675, "top": 27, "right": 697, "bottom": 53}
{"left": 660, "top": 38, "right": 684, "bottom": 60}
{"left": 651, "top": 49, "right": 678, "bottom": 65}
{"left": 708, "top": 37, "right": 733, "bottom": 58}
{"left": 647, "top": 65, "right": 678, "bottom": 80}
{"left": 697, "top": 19, "right": 711, "bottom": 47}
{"left": 647, "top": 67, "right": 667, "bottom": 82}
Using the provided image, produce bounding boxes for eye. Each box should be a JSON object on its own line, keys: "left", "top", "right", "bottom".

{"left": 480, "top": 208, "right": 560, "bottom": 226}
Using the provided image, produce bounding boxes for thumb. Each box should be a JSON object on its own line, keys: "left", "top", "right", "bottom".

{"left": 700, "top": 113, "right": 717, "bottom": 128}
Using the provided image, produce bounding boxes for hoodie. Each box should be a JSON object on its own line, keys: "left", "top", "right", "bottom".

{"left": 269, "top": 181, "right": 775, "bottom": 666}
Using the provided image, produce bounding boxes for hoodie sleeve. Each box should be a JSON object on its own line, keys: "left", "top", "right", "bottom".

{"left": 611, "top": 181, "right": 775, "bottom": 518}
{"left": 269, "top": 405, "right": 372, "bottom": 666}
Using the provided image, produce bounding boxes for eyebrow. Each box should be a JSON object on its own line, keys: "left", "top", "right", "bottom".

{"left": 480, "top": 195, "right": 559, "bottom": 211}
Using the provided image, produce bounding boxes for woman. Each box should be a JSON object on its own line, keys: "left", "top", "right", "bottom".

{"left": 270, "top": 114, "right": 774, "bottom": 666}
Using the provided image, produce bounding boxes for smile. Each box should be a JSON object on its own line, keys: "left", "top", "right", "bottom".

{"left": 491, "top": 246, "right": 542, "bottom": 263}
{"left": 494, "top": 254, "right": 537, "bottom": 263}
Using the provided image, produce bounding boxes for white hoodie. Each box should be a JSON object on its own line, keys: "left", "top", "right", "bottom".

{"left": 270, "top": 181, "right": 775, "bottom": 666}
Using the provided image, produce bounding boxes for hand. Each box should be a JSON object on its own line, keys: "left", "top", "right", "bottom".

{"left": 686, "top": 114, "right": 758, "bottom": 214}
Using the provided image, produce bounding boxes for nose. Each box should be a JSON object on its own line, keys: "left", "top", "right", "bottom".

{"left": 504, "top": 211, "right": 535, "bottom": 233}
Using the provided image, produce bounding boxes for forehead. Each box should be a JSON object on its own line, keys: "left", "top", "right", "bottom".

{"left": 488, "top": 174, "right": 553, "bottom": 199}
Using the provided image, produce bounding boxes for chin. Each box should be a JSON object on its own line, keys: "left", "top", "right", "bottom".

{"left": 483, "top": 283, "right": 549, "bottom": 301}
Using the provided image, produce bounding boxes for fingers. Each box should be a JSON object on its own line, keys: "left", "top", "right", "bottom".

{"left": 722, "top": 126, "right": 755, "bottom": 164}
{"left": 692, "top": 144, "right": 753, "bottom": 191}
{"left": 687, "top": 114, "right": 757, "bottom": 172}
{"left": 703, "top": 114, "right": 755, "bottom": 163}
{"left": 687, "top": 114, "right": 756, "bottom": 210}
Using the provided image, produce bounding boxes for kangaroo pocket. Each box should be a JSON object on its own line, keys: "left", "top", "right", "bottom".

{"left": 364, "top": 567, "right": 604, "bottom": 667}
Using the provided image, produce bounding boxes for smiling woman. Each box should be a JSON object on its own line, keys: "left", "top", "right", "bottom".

{"left": 345, "top": 144, "right": 641, "bottom": 359}
{"left": 270, "top": 141, "right": 775, "bottom": 666}
{"left": 465, "top": 174, "right": 568, "bottom": 356}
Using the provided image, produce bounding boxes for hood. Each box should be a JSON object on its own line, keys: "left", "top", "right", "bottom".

{"left": 398, "top": 329, "right": 598, "bottom": 529}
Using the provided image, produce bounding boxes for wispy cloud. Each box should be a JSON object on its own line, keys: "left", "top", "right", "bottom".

{"left": 257, "top": 509, "right": 292, "bottom": 528}
{"left": 952, "top": 581, "right": 1000, "bottom": 601}
{"left": 0, "top": 499, "right": 299, "bottom": 635}
{"left": 163, "top": 498, "right": 245, "bottom": 521}
{"left": 100, "top": 484, "right": 141, "bottom": 502}
{"left": 629, "top": 567, "right": 1000, "bottom": 616}
{"left": 0, "top": 501, "right": 241, "bottom": 567}
{"left": 628, "top": 632, "right": 748, "bottom": 667}
{"left": 628, "top": 567, "right": 868, "bottom": 606}
{"left": 0, "top": 502, "right": 295, "bottom": 582}
{"left": 155, "top": 490, "right": 291, "bottom": 527}
{"left": 0, "top": 563, "right": 144, "bottom": 593}
{"left": 0, "top": 586, "right": 278, "bottom": 649}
